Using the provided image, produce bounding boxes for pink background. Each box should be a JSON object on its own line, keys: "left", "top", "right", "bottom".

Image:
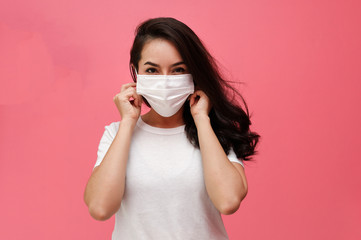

{"left": 1, "top": 0, "right": 360, "bottom": 239}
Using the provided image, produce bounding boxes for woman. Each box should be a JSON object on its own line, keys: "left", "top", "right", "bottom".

{"left": 84, "top": 17, "right": 259, "bottom": 239}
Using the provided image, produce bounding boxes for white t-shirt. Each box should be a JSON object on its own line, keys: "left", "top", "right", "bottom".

{"left": 93, "top": 117, "right": 244, "bottom": 240}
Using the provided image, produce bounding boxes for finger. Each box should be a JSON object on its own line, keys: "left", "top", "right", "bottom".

{"left": 126, "top": 87, "right": 138, "bottom": 98}
{"left": 193, "top": 90, "right": 205, "bottom": 97}
{"left": 193, "top": 90, "right": 210, "bottom": 103}
{"left": 120, "top": 82, "right": 137, "bottom": 92}
{"left": 124, "top": 88, "right": 141, "bottom": 107}
{"left": 189, "top": 93, "right": 194, "bottom": 106}
{"left": 135, "top": 93, "right": 143, "bottom": 107}
{"left": 135, "top": 94, "right": 143, "bottom": 108}
{"left": 117, "top": 87, "right": 136, "bottom": 103}
{"left": 189, "top": 93, "right": 198, "bottom": 107}
{"left": 134, "top": 93, "right": 140, "bottom": 107}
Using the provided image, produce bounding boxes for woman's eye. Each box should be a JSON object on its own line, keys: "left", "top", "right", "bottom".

{"left": 174, "top": 67, "right": 185, "bottom": 73}
{"left": 145, "top": 68, "right": 157, "bottom": 73}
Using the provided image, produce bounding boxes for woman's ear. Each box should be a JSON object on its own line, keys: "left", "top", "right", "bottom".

{"left": 130, "top": 64, "right": 136, "bottom": 71}
{"left": 131, "top": 64, "right": 135, "bottom": 73}
{"left": 130, "top": 64, "right": 137, "bottom": 82}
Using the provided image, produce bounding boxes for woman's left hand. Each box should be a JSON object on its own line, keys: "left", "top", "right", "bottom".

{"left": 189, "top": 90, "right": 212, "bottom": 122}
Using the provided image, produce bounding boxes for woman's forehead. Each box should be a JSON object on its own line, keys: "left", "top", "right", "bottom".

{"left": 139, "top": 38, "right": 184, "bottom": 66}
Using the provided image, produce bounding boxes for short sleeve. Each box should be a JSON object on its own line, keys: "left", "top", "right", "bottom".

{"left": 93, "top": 122, "right": 119, "bottom": 170}
{"left": 227, "top": 148, "right": 245, "bottom": 168}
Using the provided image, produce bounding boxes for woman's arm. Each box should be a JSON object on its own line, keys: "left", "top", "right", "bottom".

{"left": 84, "top": 119, "right": 136, "bottom": 221}
{"left": 84, "top": 82, "right": 142, "bottom": 221}
{"left": 190, "top": 90, "right": 248, "bottom": 215}
{"left": 195, "top": 116, "right": 248, "bottom": 215}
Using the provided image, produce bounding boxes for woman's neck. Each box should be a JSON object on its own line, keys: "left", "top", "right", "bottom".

{"left": 141, "top": 107, "right": 185, "bottom": 128}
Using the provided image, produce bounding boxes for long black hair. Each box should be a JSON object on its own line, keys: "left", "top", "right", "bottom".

{"left": 129, "top": 17, "right": 260, "bottom": 161}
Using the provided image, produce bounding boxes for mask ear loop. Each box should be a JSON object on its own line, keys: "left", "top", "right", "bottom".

{"left": 132, "top": 66, "right": 150, "bottom": 107}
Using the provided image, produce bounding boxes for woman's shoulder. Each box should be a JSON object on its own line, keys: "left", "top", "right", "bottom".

{"left": 103, "top": 121, "right": 120, "bottom": 136}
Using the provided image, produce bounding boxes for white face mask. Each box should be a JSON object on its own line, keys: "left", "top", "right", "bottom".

{"left": 135, "top": 70, "right": 195, "bottom": 117}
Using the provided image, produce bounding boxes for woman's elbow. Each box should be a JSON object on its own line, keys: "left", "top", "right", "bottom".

{"left": 220, "top": 198, "right": 241, "bottom": 215}
{"left": 221, "top": 188, "right": 248, "bottom": 215}
{"left": 88, "top": 203, "right": 114, "bottom": 221}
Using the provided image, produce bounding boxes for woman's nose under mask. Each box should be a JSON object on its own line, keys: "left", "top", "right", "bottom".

{"left": 135, "top": 71, "right": 195, "bottom": 117}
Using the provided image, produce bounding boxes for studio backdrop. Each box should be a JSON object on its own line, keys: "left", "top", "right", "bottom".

{"left": 0, "top": 0, "right": 360, "bottom": 239}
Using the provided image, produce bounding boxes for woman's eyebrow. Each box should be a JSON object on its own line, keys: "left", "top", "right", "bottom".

{"left": 171, "top": 61, "right": 185, "bottom": 67}
{"left": 144, "top": 61, "right": 185, "bottom": 67}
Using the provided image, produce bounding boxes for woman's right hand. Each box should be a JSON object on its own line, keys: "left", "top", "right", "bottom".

{"left": 113, "top": 82, "right": 142, "bottom": 122}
